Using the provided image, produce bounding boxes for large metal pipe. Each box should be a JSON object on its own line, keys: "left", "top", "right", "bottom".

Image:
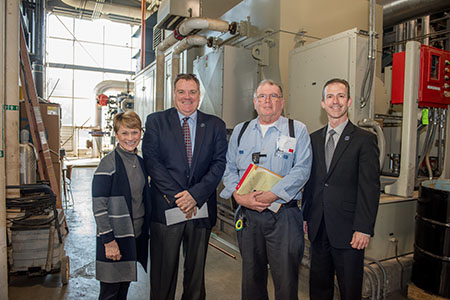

{"left": 32, "top": 0, "right": 46, "bottom": 98}
{"left": 394, "top": 23, "right": 405, "bottom": 52}
{"left": 421, "top": 15, "right": 430, "bottom": 45}
{"left": 155, "top": 34, "right": 178, "bottom": 111}
{"left": 406, "top": 19, "right": 417, "bottom": 40}
{"left": 383, "top": 0, "right": 450, "bottom": 29}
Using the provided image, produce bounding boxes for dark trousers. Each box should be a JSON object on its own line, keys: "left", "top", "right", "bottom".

{"left": 150, "top": 220, "right": 211, "bottom": 300}
{"left": 99, "top": 281, "right": 130, "bottom": 300}
{"left": 236, "top": 204, "right": 304, "bottom": 300}
{"left": 309, "top": 220, "right": 365, "bottom": 300}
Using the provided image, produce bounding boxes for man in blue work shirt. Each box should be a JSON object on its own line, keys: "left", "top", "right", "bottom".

{"left": 220, "top": 79, "right": 312, "bottom": 300}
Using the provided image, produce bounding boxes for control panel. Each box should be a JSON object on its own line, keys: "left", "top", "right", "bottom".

{"left": 391, "top": 45, "right": 450, "bottom": 108}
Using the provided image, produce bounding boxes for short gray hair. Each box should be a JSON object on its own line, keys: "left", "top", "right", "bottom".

{"left": 253, "top": 79, "right": 283, "bottom": 98}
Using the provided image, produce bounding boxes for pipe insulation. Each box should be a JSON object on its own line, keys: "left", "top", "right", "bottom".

{"left": 155, "top": 34, "right": 178, "bottom": 111}
{"left": 358, "top": 118, "right": 386, "bottom": 168}
{"left": 171, "top": 35, "right": 207, "bottom": 99}
{"left": 176, "top": 17, "right": 230, "bottom": 38}
{"left": 383, "top": 0, "right": 450, "bottom": 29}
{"left": 155, "top": 17, "right": 236, "bottom": 111}
{"left": 94, "top": 80, "right": 134, "bottom": 95}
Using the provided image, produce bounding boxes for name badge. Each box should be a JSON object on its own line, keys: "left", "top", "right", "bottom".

{"left": 276, "top": 135, "right": 296, "bottom": 154}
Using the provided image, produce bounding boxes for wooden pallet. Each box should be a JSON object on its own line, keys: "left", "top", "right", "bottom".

{"left": 408, "top": 283, "right": 450, "bottom": 300}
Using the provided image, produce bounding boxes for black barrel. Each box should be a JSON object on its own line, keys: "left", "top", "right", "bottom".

{"left": 412, "top": 179, "right": 450, "bottom": 298}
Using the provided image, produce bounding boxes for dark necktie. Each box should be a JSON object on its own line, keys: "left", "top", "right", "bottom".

{"left": 182, "top": 117, "right": 192, "bottom": 166}
{"left": 325, "top": 129, "right": 336, "bottom": 172}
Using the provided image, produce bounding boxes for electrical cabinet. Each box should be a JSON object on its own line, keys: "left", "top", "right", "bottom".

{"left": 193, "top": 45, "right": 258, "bottom": 129}
{"left": 287, "top": 28, "right": 374, "bottom": 133}
{"left": 391, "top": 45, "right": 450, "bottom": 108}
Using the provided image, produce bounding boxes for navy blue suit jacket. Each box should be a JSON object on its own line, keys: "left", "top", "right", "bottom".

{"left": 142, "top": 107, "right": 227, "bottom": 229}
{"left": 302, "top": 121, "right": 380, "bottom": 249}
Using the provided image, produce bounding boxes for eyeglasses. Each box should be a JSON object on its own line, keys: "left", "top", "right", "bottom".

{"left": 256, "top": 94, "right": 282, "bottom": 102}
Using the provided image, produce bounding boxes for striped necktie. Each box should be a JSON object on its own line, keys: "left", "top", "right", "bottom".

{"left": 325, "top": 129, "right": 336, "bottom": 172}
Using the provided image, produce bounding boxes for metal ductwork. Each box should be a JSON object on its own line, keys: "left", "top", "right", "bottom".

{"left": 60, "top": 0, "right": 152, "bottom": 20}
{"left": 383, "top": 0, "right": 450, "bottom": 28}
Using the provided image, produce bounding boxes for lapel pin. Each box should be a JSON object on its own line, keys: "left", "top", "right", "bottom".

{"left": 200, "top": 123, "right": 205, "bottom": 128}
{"left": 344, "top": 136, "right": 350, "bottom": 141}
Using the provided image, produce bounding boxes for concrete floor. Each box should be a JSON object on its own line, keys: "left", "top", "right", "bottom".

{"left": 8, "top": 167, "right": 409, "bottom": 300}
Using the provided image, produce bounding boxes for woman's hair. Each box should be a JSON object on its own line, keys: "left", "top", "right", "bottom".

{"left": 113, "top": 111, "right": 142, "bottom": 133}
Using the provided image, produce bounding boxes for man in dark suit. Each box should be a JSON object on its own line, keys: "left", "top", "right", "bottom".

{"left": 142, "top": 73, "right": 227, "bottom": 300}
{"left": 302, "top": 78, "right": 380, "bottom": 300}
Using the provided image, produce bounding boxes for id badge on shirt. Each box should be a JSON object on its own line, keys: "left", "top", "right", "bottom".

{"left": 276, "top": 135, "right": 296, "bottom": 158}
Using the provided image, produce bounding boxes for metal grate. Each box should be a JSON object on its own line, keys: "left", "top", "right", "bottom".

{"left": 92, "top": 0, "right": 105, "bottom": 19}
{"left": 61, "top": 126, "right": 74, "bottom": 153}
{"left": 153, "top": 26, "right": 163, "bottom": 50}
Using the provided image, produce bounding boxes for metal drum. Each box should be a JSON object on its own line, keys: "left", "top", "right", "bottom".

{"left": 412, "top": 179, "right": 450, "bottom": 298}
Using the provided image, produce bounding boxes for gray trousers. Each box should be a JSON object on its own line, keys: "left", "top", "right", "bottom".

{"left": 236, "top": 203, "right": 305, "bottom": 300}
{"left": 150, "top": 221, "right": 210, "bottom": 300}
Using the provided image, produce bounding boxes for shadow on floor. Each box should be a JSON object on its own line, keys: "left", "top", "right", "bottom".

{"left": 8, "top": 167, "right": 409, "bottom": 300}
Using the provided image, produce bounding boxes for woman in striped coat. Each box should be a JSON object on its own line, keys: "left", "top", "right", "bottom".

{"left": 92, "top": 111, "right": 151, "bottom": 300}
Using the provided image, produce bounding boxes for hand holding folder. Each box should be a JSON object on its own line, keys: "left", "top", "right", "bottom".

{"left": 236, "top": 164, "right": 283, "bottom": 212}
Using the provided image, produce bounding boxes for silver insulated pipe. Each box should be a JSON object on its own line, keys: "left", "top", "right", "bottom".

{"left": 383, "top": 0, "right": 450, "bottom": 28}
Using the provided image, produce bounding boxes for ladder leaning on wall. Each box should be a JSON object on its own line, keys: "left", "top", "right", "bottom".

{"left": 18, "top": 22, "right": 61, "bottom": 208}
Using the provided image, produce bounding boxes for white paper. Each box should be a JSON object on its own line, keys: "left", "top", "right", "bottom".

{"left": 268, "top": 202, "right": 282, "bottom": 213}
{"left": 165, "top": 203, "right": 209, "bottom": 226}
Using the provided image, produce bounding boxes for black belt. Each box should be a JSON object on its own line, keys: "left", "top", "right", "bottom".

{"left": 282, "top": 200, "right": 299, "bottom": 208}
{"left": 240, "top": 200, "right": 298, "bottom": 214}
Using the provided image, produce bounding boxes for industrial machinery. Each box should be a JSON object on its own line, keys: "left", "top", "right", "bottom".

{"left": 92, "top": 80, "right": 135, "bottom": 155}
{"left": 130, "top": 0, "right": 450, "bottom": 298}
{"left": 96, "top": 92, "right": 135, "bottom": 135}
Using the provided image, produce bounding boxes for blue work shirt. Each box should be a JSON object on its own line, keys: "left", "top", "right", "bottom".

{"left": 220, "top": 116, "right": 312, "bottom": 203}
{"left": 177, "top": 110, "right": 198, "bottom": 154}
